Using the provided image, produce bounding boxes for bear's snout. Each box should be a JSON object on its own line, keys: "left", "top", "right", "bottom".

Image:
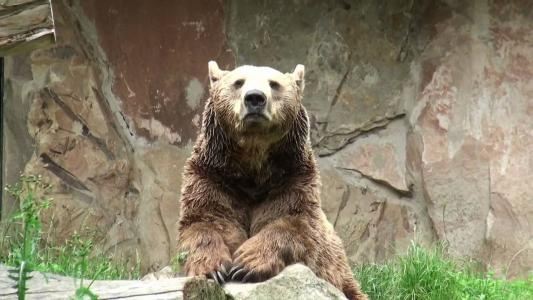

{"left": 244, "top": 89, "right": 267, "bottom": 111}
{"left": 242, "top": 89, "right": 270, "bottom": 124}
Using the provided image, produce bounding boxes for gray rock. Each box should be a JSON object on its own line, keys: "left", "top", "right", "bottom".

{"left": 224, "top": 264, "right": 347, "bottom": 300}
{"left": 0, "top": 264, "right": 346, "bottom": 300}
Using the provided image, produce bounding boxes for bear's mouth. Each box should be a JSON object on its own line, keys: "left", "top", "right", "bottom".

{"left": 243, "top": 112, "right": 269, "bottom": 123}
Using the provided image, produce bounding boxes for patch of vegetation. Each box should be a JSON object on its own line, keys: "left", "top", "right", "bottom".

{"left": 2, "top": 175, "right": 531, "bottom": 300}
{"left": 170, "top": 250, "right": 189, "bottom": 273}
{"left": 355, "top": 243, "right": 533, "bottom": 300}
{"left": 0, "top": 175, "right": 140, "bottom": 299}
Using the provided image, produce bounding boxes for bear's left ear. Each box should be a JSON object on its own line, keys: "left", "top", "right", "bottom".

{"left": 292, "top": 64, "right": 305, "bottom": 91}
{"left": 208, "top": 61, "right": 229, "bottom": 88}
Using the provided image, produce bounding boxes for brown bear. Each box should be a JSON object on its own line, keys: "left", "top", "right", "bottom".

{"left": 177, "top": 61, "right": 368, "bottom": 300}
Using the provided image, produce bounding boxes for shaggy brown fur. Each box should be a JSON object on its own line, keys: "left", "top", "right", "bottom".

{"left": 177, "top": 62, "right": 367, "bottom": 300}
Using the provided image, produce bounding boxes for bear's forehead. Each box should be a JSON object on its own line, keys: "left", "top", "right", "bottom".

{"left": 230, "top": 65, "right": 285, "bottom": 79}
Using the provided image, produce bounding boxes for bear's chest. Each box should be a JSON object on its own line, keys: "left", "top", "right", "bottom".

{"left": 222, "top": 167, "right": 288, "bottom": 204}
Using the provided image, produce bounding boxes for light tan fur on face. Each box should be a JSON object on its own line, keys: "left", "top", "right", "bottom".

{"left": 207, "top": 62, "right": 305, "bottom": 159}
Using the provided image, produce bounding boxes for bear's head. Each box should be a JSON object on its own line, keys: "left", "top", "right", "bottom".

{"left": 205, "top": 61, "right": 306, "bottom": 151}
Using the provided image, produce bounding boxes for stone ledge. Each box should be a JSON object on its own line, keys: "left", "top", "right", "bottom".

{"left": 0, "top": 264, "right": 347, "bottom": 299}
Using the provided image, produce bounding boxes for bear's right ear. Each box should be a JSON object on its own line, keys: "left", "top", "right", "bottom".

{"left": 208, "top": 61, "right": 228, "bottom": 88}
{"left": 292, "top": 64, "right": 305, "bottom": 91}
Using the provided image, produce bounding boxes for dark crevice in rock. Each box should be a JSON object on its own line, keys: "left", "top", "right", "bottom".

{"left": 418, "top": 178, "right": 440, "bottom": 242}
{"left": 92, "top": 87, "right": 134, "bottom": 153}
{"left": 333, "top": 185, "right": 350, "bottom": 229}
{"left": 118, "top": 112, "right": 135, "bottom": 137}
{"left": 157, "top": 197, "right": 173, "bottom": 258}
{"left": 337, "top": 166, "right": 413, "bottom": 197}
{"left": 322, "top": 65, "right": 353, "bottom": 132}
{"left": 376, "top": 201, "right": 387, "bottom": 225}
{"left": 396, "top": 0, "right": 417, "bottom": 62}
{"left": 39, "top": 153, "right": 91, "bottom": 193}
{"left": 42, "top": 87, "right": 116, "bottom": 160}
{"left": 360, "top": 223, "right": 370, "bottom": 241}
{"left": 315, "top": 112, "right": 405, "bottom": 157}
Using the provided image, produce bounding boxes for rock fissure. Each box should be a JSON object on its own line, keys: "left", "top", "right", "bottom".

{"left": 337, "top": 166, "right": 412, "bottom": 197}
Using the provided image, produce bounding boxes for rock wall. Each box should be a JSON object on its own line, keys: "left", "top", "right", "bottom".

{"left": 2, "top": 0, "right": 532, "bottom": 277}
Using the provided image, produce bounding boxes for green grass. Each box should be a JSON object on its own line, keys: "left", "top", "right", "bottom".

{"left": 2, "top": 175, "right": 531, "bottom": 299}
{"left": 4, "top": 231, "right": 141, "bottom": 280}
{"left": 0, "top": 175, "right": 140, "bottom": 283}
{"left": 355, "top": 243, "right": 533, "bottom": 300}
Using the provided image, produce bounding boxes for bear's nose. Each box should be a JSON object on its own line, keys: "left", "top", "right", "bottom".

{"left": 244, "top": 89, "right": 267, "bottom": 110}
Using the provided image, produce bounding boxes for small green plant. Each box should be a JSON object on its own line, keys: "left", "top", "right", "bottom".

{"left": 67, "top": 232, "right": 99, "bottom": 300}
{"left": 171, "top": 250, "right": 189, "bottom": 273}
{"left": 3, "top": 175, "right": 51, "bottom": 300}
{"left": 73, "top": 287, "right": 98, "bottom": 300}
{"left": 355, "top": 243, "right": 533, "bottom": 300}
{"left": 1, "top": 175, "right": 141, "bottom": 299}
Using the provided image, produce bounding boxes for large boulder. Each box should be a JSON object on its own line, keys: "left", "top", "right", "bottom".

{"left": 224, "top": 264, "right": 347, "bottom": 300}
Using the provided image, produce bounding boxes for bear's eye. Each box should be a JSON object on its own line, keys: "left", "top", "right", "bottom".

{"left": 269, "top": 80, "right": 281, "bottom": 90}
{"left": 233, "top": 79, "right": 245, "bottom": 89}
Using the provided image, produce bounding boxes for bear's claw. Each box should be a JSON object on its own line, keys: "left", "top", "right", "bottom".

{"left": 206, "top": 263, "right": 230, "bottom": 285}
{"left": 207, "top": 264, "right": 262, "bottom": 284}
{"left": 241, "top": 271, "right": 257, "bottom": 283}
{"left": 228, "top": 265, "right": 247, "bottom": 281}
{"left": 208, "top": 271, "right": 224, "bottom": 284}
{"left": 227, "top": 265, "right": 268, "bottom": 283}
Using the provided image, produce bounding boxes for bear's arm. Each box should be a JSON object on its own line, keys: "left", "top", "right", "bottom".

{"left": 229, "top": 183, "right": 326, "bottom": 282}
{"left": 177, "top": 169, "right": 247, "bottom": 278}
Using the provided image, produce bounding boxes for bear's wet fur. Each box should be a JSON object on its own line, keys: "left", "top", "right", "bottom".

{"left": 177, "top": 61, "right": 368, "bottom": 300}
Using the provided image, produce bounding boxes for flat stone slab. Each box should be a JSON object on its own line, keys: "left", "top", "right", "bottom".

{"left": 0, "top": 263, "right": 347, "bottom": 299}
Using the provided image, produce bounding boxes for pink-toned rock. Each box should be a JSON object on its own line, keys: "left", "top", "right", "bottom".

{"left": 2, "top": 0, "right": 532, "bottom": 279}
{"left": 319, "top": 159, "right": 415, "bottom": 264}
{"left": 410, "top": 0, "right": 533, "bottom": 277}
{"left": 334, "top": 120, "right": 410, "bottom": 193}
{"left": 82, "top": 0, "right": 234, "bottom": 146}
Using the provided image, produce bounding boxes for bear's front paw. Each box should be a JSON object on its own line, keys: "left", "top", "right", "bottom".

{"left": 185, "top": 252, "right": 232, "bottom": 285}
{"left": 228, "top": 240, "right": 285, "bottom": 283}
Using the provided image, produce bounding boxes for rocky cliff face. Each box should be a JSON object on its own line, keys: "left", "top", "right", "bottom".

{"left": 3, "top": 0, "right": 532, "bottom": 277}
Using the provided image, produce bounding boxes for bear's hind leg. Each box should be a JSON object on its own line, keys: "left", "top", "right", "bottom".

{"left": 342, "top": 276, "right": 368, "bottom": 300}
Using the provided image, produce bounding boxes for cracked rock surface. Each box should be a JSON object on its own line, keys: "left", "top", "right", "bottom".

{"left": 224, "top": 264, "right": 347, "bottom": 300}
{"left": 2, "top": 0, "right": 532, "bottom": 278}
{"left": 0, "top": 263, "right": 346, "bottom": 299}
